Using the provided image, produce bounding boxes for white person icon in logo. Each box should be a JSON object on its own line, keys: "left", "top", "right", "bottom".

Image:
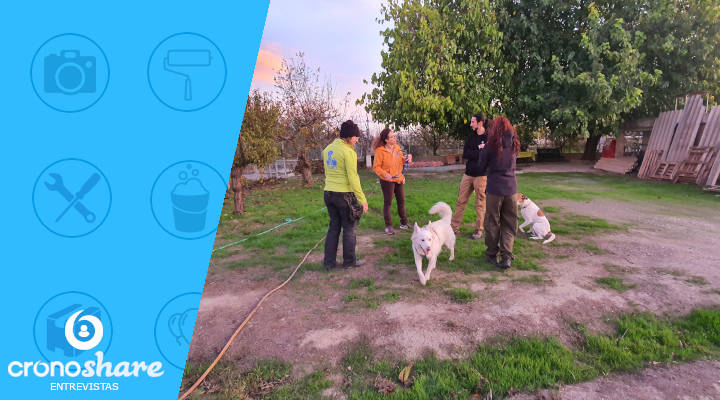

{"left": 65, "top": 309, "right": 103, "bottom": 351}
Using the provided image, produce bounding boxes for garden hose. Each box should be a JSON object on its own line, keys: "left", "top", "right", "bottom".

{"left": 179, "top": 235, "right": 325, "bottom": 400}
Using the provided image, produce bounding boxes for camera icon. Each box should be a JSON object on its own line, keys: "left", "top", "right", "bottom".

{"left": 44, "top": 50, "right": 96, "bottom": 95}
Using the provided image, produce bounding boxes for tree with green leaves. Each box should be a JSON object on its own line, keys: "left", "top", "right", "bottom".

{"left": 232, "top": 91, "right": 281, "bottom": 214}
{"left": 366, "top": 0, "right": 719, "bottom": 158}
{"left": 360, "top": 0, "right": 510, "bottom": 139}
{"left": 548, "top": 3, "right": 660, "bottom": 158}
{"left": 596, "top": 0, "right": 720, "bottom": 119}
{"left": 497, "top": 0, "right": 590, "bottom": 136}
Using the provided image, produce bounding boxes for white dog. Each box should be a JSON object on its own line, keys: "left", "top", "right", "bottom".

{"left": 517, "top": 193, "right": 556, "bottom": 244}
{"left": 411, "top": 202, "right": 456, "bottom": 286}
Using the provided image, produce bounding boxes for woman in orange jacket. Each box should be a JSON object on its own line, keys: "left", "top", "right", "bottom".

{"left": 373, "top": 128, "right": 412, "bottom": 235}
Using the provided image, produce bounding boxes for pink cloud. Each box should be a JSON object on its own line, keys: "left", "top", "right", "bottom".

{"left": 251, "top": 43, "right": 284, "bottom": 86}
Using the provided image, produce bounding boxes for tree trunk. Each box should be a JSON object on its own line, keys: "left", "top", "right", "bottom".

{"left": 582, "top": 134, "right": 601, "bottom": 161}
{"left": 231, "top": 164, "right": 245, "bottom": 214}
{"left": 299, "top": 154, "right": 313, "bottom": 185}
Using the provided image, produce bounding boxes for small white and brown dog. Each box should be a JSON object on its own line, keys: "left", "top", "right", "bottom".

{"left": 411, "top": 202, "right": 456, "bottom": 286}
{"left": 517, "top": 193, "right": 556, "bottom": 244}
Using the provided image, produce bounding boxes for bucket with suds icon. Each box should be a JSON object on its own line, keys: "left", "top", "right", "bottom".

{"left": 171, "top": 166, "right": 209, "bottom": 232}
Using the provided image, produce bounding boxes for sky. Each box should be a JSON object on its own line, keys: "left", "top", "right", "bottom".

{"left": 250, "top": 0, "right": 386, "bottom": 126}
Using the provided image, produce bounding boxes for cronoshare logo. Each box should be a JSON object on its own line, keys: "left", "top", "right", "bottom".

{"left": 7, "top": 292, "right": 164, "bottom": 383}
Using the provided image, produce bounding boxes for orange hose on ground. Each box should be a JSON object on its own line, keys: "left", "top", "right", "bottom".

{"left": 178, "top": 236, "right": 325, "bottom": 400}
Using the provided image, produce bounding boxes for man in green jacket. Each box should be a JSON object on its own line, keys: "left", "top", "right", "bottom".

{"left": 322, "top": 120, "right": 369, "bottom": 269}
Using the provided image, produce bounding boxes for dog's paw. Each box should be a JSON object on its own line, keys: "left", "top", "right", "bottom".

{"left": 449, "top": 255, "right": 454, "bottom": 261}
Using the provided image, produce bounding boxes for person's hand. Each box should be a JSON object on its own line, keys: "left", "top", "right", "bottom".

{"left": 407, "top": 154, "right": 413, "bottom": 163}
{"left": 478, "top": 143, "right": 485, "bottom": 149}
{"left": 362, "top": 203, "right": 369, "bottom": 213}
{"left": 385, "top": 173, "right": 392, "bottom": 180}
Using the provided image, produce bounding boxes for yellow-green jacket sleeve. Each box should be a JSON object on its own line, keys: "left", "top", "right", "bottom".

{"left": 345, "top": 149, "right": 367, "bottom": 204}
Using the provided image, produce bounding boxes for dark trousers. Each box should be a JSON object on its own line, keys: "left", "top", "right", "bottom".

{"left": 484, "top": 193, "right": 518, "bottom": 260}
{"left": 323, "top": 191, "right": 357, "bottom": 268}
{"left": 379, "top": 179, "right": 408, "bottom": 227}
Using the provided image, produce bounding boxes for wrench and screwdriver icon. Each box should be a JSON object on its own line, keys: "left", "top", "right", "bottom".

{"left": 44, "top": 172, "right": 101, "bottom": 223}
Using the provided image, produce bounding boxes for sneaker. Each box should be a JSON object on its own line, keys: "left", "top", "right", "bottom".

{"left": 398, "top": 224, "right": 410, "bottom": 230}
{"left": 343, "top": 259, "right": 366, "bottom": 269}
{"left": 498, "top": 258, "right": 512, "bottom": 269}
{"left": 384, "top": 227, "right": 395, "bottom": 235}
{"left": 484, "top": 254, "right": 498, "bottom": 267}
{"left": 471, "top": 230, "right": 483, "bottom": 240}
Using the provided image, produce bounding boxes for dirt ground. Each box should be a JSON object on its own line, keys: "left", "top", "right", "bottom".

{"left": 189, "top": 170, "right": 720, "bottom": 398}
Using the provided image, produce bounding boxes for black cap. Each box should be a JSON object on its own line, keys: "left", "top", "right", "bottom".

{"left": 339, "top": 120, "right": 361, "bottom": 138}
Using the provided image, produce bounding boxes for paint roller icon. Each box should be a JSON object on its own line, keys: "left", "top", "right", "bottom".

{"left": 163, "top": 50, "right": 212, "bottom": 101}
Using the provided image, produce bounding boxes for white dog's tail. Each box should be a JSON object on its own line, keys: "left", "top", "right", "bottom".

{"left": 429, "top": 201, "right": 453, "bottom": 223}
{"left": 543, "top": 232, "right": 556, "bottom": 244}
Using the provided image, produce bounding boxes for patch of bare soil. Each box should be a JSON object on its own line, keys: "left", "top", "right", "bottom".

{"left": 509, "top": 360, "right": 720, "bottom": 400}
{"left": 188, "top": 196, "right": 720, "bottom": 397}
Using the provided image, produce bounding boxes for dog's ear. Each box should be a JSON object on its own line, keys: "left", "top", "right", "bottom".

{"left": 413, "top": 222, "right": 419, "bottom": 232}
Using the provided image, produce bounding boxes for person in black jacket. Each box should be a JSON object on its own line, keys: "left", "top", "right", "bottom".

{"left": 450, "top": 113, "right": 488, "bottom": 240}
{"left": 476, "top": 116, "right": 520, "bottom": 269}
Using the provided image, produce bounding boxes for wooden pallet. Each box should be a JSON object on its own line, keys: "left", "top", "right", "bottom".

{"left": 638, "top": 111, "right": 682, "bottom": 178}
{"left": 594, "top": 156, "right": 638, "bottom": 174}
{"left": 666, "top": 95, "right": 706, "bottom": 162}
{"left": 649, "top": 162, "right": 678, "bottom": 180}
{"left": 701, "top": 106, "right": 720, "bottom": 185}
{"left": 638, "top": 149, "right": 663, "bottom": 179}
{"left": 674, "top": 147, "right": 717, "bottom": 184}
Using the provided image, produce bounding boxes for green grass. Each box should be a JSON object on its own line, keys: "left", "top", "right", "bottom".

{"left": 581, "top": 243, "right": 607, "bottom": 255}
{"left": 654, "top": 268, "right": 685, "bottom": 277}
{"left": 350, "top": 278, "right": 375, "bottom": 290}
{"left": 583, "top": 310, "right": 720, "bottom": 374}
{"left": 343, "top": 293, "right": 382, "bottom": 309}
{"left": 383, "top": 291, "right": 402, "bottom": 302}
{"left": 686, "top": 276, "right": 710, "bottom": 286}
{"left": 603, "top": 263, "right": 635, "bottom": 275}
{"left": 344, "top": 294, "right": 360, "bottom": 303}
{"left": 181, "top": 359, "right": 299, "bottom": 399}
{"left": 595, "top": 277, "right": 637, "bottom": 292}
{"left": 214, "top": 170, "right": 714, "bottom": 282}
{"left": 228, "top": 309, "right": 720, "bottom": 400}
{"left": 267, "top": 371, "right": 332, "bottom": 400}
{"left": 513, "top": 275, "right": 548, "bottom": 285}
{"left": 518, "top": 172, "right": 718, "bottom": 207}
{"left": 445, "top": 288, "right": 476, "bottom": 303}
{"left": 215, "top": 170, "right": 691, "bottom": 276}
{"left": 344, "top": 280, "right": 400, "bottom": 309}
{"left": 550, "top": 213, "right": 624, "bottom": 236}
